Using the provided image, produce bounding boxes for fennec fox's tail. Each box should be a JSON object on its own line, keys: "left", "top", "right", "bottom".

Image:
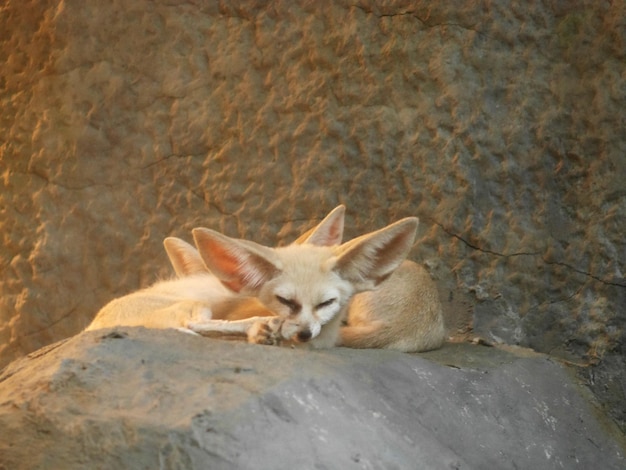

{"left": 341, "top": 260, "right": 445, "bottom": 352}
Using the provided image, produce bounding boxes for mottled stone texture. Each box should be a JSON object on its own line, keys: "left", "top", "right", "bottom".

{"left": 1, "top": 0, "right": 624, "bottom": 385}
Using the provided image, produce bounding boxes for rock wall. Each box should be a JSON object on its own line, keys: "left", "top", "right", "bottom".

{"left": 1, "top": 0, "right": 624, "bottom": 396}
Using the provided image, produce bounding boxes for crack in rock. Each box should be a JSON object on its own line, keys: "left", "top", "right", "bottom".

{"left": 433, "top": 221, "right": 626, "bottom": 289}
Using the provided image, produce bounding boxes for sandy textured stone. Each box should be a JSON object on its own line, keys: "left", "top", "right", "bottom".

{"left": 1, "top": 0, "right": 625, "bottom": 427}
{"left": 0, "top": 329, "right": 624, "bottom": 469}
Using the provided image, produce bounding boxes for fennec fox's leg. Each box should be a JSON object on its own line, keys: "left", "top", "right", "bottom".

{"left": 188, "top": 316, "right": 303, "bottom": 345}
{"left": 340, "top": 260, "right": 446, "bottom": 352}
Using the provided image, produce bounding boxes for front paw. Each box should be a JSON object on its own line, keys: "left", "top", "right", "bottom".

{"left": 247, "top": 318, "right": 284, "bottom": 345}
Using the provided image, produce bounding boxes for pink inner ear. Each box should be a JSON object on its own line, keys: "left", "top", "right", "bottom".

{"left": 177, "top": 250, "right": 207, "bottom": 276}
{"left": 309, "top": 217, "right": 344, "bottom": 246}
{"left": 334, "top": 218, "right": 418, "bottom": 289}
{"left": 221, "top": 278, "right": 244, "bottom": 293}
{"left": 194, "top": 228, "right": 282, "bottom": 294}
{"left": 211, "top": 243, "right": 281, "bottom": 293}
{"left": 327, "top": 223, "right": 343, "bottom": 244}
{"left": 206, "top": 240, "right": 244, "bottom": 279}
{"left": 311, "top": 226, "right": 341, "bottom": 246}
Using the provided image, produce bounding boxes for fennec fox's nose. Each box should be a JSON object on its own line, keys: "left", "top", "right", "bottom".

{"left": 297, "top": 329, "right": 312, "bottom": 342}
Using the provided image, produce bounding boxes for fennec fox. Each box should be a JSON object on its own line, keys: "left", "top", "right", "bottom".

{"left": 186, "top": 212, "right": 419, "bottom": 348}
{"left": 85, "top": 206, "right": 349, "bottom": 345}
{"left": 174, "top": 207, "right": 445, "bottom": 352}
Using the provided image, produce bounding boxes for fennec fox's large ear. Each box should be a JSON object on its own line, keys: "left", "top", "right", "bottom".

{"left": 192, "top": 228, "right": 281, "bottom": 294}
{"left": 293, "top": 204, "right": 345, "bottom": 246}
{"left": 333, "top": 217, "right": 419, "bottom": 292}
{"left": 163, "top": 237, "right": 208, "bottom": 277}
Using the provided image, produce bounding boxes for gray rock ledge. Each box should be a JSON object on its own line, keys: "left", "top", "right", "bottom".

{"left": 0, "top": 328, "right": 624, "bottom": 469}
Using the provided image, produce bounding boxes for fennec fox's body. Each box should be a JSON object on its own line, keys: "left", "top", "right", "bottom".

{"left": 178, "top": 207, "right": 445, "bottom": 352}
{"left": 87, "top": 206, "right": 445, "bottom": 352}
{"left": 85, "top": 274, "right": 231, "bottom": 330}
{"left": 88, "top": 206, "right": 423, "bottom": 349}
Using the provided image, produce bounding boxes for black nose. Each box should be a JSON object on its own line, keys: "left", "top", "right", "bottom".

{"left": 297, "top": 329, "right": 312, "bottom": 342}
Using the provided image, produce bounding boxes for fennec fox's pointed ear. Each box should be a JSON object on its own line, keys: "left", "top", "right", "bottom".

{"left": 293, "top": 205, "right": 346, "bottom": 246}
{"left": 333, "top": 217, "right": 419, "bottom": 292}
{"left": 192, "top": 228, "right": 281, "bottom": 294}
{"left": 163, "top": 237, "right": 209, "bottom": 277}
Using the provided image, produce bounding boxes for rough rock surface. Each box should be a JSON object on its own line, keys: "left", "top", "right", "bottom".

{"left": 1, "top": 0, "right": 625, "bottom": 438}
{"left": 0, "top": 328, "right": 624, "bottom": 469}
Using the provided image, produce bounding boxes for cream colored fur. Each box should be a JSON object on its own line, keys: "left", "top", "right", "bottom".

{"left": 86, "top": 206, "right": 349, "bottom": 345}
{"left": 294, "top": 212, "right": 445, "bottom": 352}
{"left": 341, "top": 260, "right": 445, "bottom": 352}
{"left": 183, "top": 207, "right": 445, "bottom": 352}
{"left": 187, "top": 212, "right": 420, "bottom": 348}
{"left": 85, "top": 274, "right": 224, "bottom": 331}
{"left": 87, "top": 206, "right": 445, "bottom": 352}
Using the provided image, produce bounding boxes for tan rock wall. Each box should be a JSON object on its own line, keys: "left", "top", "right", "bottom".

{"left": 1, "top": 0, "right": 625, "bottom": 367}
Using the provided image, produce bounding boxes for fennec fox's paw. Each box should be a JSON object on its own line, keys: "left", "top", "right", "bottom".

{"left": 247, "top": 320, "right": 281, "bottom": 345}
{"left": 247, "top": 317, "right": 301, "bottom": 345}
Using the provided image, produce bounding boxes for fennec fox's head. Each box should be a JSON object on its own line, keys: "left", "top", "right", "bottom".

{"left": 192, "top": 211, "right": 418, "bottom": 343}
